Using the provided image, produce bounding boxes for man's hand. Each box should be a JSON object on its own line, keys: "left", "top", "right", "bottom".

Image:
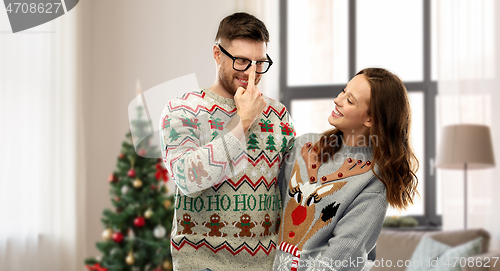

{"left": 234, "top": 64, "right": 267, "bottom": 132}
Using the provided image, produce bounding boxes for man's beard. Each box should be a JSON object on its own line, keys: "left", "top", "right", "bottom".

{"left": 219, "top": 64, "right": 238, "bottom": 96}
{"left": 218, "top": 64, "right": 260, "bottom": 97}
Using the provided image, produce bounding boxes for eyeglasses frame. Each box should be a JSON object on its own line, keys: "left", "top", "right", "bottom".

{"left": 216, "top": 43, "right": 273, "bottom": 74}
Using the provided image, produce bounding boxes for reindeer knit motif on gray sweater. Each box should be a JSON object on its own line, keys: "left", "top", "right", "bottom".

{"left": 273, "top": 133, "right": 388, "bottom": 271}
{"left": 160, "top": 88, "right": 295, "bottom": 271}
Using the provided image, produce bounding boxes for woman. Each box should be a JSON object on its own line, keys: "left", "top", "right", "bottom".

{"left": 273, "top": 68, "right": 419, "bottom": 271}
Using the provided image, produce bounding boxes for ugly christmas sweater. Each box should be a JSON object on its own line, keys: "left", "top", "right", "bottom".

{"left": 159, "top": 87, "right": 295, "bottom": 271}
{"left": 273, "top": 133, "right": 388, "bottom": 271}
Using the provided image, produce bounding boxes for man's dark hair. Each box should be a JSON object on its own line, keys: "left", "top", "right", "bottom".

{"left": 215, "top": 12, "right": 269, "bottom": 46}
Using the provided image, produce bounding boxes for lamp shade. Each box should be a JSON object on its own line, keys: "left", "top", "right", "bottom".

{"left": 436, "top": 124, "right": 495, "bottom": 169}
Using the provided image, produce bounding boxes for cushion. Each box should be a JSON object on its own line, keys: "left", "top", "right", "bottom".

{"left": 406, "top": 236, "right": 483, "bottom": 271}
{"left": 437, "top": 236, "right": 483, "bottom": 271}
{"left": 406, "top": 236, "right": 451, "bottom": 271}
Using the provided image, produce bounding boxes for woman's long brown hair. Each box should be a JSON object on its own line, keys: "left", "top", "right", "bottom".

{"left": 313, "top": 68, "right": 419, "bottom": 210}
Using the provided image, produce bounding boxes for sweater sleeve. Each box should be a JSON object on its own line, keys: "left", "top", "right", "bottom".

{"left": 159, "top": 100, "right": 245, "bottom": 197}
{"left": 318, "top": 186, "right": 388, "bottom": 271}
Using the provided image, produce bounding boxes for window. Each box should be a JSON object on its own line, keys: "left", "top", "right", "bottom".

{"left": 280, "top": 0, "right": 440, "bottom": 226}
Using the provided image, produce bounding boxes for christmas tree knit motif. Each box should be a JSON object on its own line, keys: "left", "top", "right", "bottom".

{"left": 247, "top": 133, "right": 260, "bottom": 151}
{"left": 169, "top": 128, "right": 181, "bottom": 142}
{"left": 265, "top": 134, "right": 277, "bottom": 152}
{"left": 189, "top": 128, "right": 198, "bottom": 139}
{"left": 211, "top": 131, "right": 218, "bottom": 141}
{"left": 280, "top": 137, "right": 288, "bottom": 154}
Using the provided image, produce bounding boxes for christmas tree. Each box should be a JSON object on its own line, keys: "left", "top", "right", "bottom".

{"left": 85, "top": 104, "right": 175, "bottom": 271}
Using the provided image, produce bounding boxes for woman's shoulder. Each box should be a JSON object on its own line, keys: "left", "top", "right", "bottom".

{"left": 363, "top": 174, "right": 387, "bottom": 195}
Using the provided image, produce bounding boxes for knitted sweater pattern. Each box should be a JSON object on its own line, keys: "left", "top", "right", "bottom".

{"left": 160, "top": 88, "right": 295, "bottom": 271}
{"left": 273, "top": 134, "right": 388, "bottom": 271}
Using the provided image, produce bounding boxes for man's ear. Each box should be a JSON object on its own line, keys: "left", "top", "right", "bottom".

{"left": 213, "top": 45, "right": 221, "bottom": 64}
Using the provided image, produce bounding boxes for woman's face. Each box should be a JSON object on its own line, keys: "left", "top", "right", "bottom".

{"left": 328, "top": 74, "right": 372, "bottom": 139}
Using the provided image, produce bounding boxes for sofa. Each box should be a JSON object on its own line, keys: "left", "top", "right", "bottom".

{"left": 372, "top": 229, "right": 500, "bottom": 271}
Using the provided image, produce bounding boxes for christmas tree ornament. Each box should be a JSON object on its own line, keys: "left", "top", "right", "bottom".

{"left": 119, "top": 153, "right": 124, "bottom": 159}
{"left": 133, "top": 179, "right": 143, "bottom": 188}
{"left": 121, "top": 185, "right": 129, "bottom": 195}
{"left": 125, "top": 251, "right": 135, "bottom": 265}
{"left": 108, "top": 174, "right": 118, "bottom": 183}
{"left": 134, "top": 217, "right": 145, "bottom": 227}
{"left": 155, "top": 163, "right": 169, "bottom": 182}
{"left": 163, "top": 260, "right": 173, "bottom": 270}
{"left": 150, "top": 184, "right": 157, "bottom": 190}
{"left": 163, "top": 184, "right": 169, "bottom": 194}
{"left": 128, "top": 168, "right": 136, "bottom": 178}
{"left": 114, "top": 197, "right": 120, "bottom": 202}
{"left": 163, "top": 200, "right": 171, "bottom": 209}
{"left": 144, "top": 208, "right": 153, "bottom": 219}
{"left": 112, "top": 232, "right": 124, "bottom": 243}
{"left": 128, "top": 228, "right": 135, "bottom": 240}
{"left": 153, "top": 224, "right": 166, "bottom": 238}
{"left": 101, "top": 228, "right": 113, "bottom": 241}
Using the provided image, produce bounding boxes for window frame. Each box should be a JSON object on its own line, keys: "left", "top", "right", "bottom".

{"left": 279, "top": 0, "right": 441, "bottom": 227}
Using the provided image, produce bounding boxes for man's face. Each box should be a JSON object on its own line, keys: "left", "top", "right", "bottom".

{"left": 217, "top": 39, "right": 267, "bottom": 96}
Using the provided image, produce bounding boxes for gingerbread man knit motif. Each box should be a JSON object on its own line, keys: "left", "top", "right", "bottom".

{"left": 160, "top": 88, "right": 295, "bottom": 271}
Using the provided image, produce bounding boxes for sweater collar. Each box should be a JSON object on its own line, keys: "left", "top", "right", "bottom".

{"left": 203, "top": 87, "right": 236, "bottom": 106}
{"left": 338, "top": 144, "right": 374, "bottom": 161}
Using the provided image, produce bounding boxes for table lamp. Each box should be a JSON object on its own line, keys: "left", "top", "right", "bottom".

{"left": 435, "top": 124, "right": 495, "bottom": 228}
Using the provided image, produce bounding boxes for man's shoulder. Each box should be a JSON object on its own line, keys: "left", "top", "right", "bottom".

{"left": 169, "top": 88, "right": 206, "bottom": 104}
{"left": 163, "top": 88, "right": 208, "bottom": 115}
{"left": 261, "top": 94, "right": 290, "bottom": 115}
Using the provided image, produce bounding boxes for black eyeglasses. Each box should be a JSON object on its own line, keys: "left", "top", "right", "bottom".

{"left": 217, "top": 43, "right": 273, "bottom": 74}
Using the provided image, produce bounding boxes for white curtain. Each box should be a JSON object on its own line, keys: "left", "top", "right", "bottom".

{"left": 436, "top": 0, "right": 500, "bottom": 250}
{"left": 0, "top": 5, "right": 86, "bottom": 271}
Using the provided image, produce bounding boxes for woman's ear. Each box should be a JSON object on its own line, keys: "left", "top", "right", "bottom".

{"left": 364, "top": 117, "right": 372, "bottom": 128}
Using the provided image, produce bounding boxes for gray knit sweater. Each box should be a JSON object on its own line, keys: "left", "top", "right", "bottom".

{"left": 272, "top": 133, "right": 388, "bottom": 271}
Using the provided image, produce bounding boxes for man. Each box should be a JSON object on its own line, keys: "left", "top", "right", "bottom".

{"left": 160, "top": 12, "right": 295, "bottom": 271}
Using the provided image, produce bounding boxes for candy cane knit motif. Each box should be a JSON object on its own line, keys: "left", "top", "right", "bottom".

{"left": 279, "top": 242, "right": 301, "bottom": 271}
